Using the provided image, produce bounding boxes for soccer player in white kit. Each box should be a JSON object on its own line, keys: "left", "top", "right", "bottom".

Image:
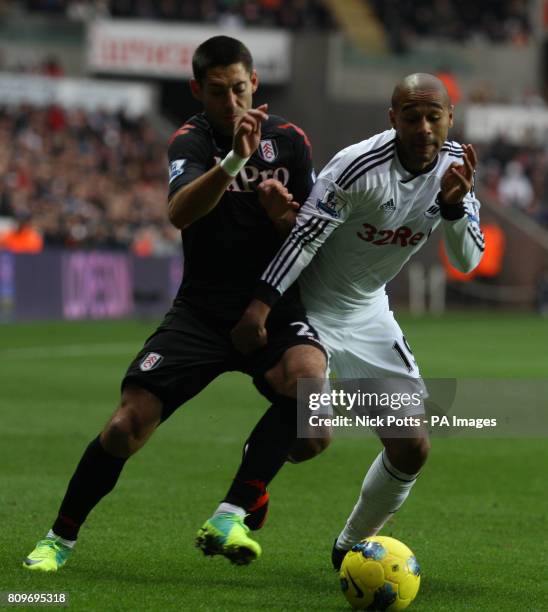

{"left": 231, "top": 73, "right": 484, "bottom": 568}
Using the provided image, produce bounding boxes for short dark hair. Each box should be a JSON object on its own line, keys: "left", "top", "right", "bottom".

{"left": 192, "top": 36, "right": 253, "bottom": 83}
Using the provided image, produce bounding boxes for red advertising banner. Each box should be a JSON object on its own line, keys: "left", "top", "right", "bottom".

{"left": 87, "top": 21, "right": 291, "bottom": 83}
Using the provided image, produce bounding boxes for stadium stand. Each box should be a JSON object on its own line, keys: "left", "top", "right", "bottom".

{"left": 476, "top": 140, "right": 548, "bottom": 228}
{"left": 1, "top": 97, "right": 547, "bottom": 256}
{"left": 0, "top": 104, "right": 178, "bottom": 254}
{"left": 369, "top": 0, "right": 531, "bottom": 52}
{"left": 0, "top": 53, "right": 64, "bottom": 77}
{"left": 21, "top": 0, "right": 334, "bottom": 29}
{"left": 1, "top": 0, "right": 546, "bottom": 267}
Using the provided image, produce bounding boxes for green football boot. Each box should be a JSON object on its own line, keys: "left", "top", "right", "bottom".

{"left": 196, "top": 513, "right": 261, "bottom": 566}
{"left": 23, "top": 537, "right": 72, "bottom": 572}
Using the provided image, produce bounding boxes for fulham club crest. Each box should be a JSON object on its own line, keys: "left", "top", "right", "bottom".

{"left": 258, "top": 139, "right": 278, "bottom": 163}
{"left": 139, "top": 352, "right": 164, "bottom": 372}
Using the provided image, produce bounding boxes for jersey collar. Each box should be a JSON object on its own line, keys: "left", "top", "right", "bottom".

{"left": 394, "top": 147, "right": 440, "bottom": 183}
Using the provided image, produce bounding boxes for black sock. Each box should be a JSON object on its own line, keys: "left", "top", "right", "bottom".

{"left": 51, "top": 436, "right": 127, "bottom": 540}
{"left": 224, "top": 396, "right": 297, "bottom": 510}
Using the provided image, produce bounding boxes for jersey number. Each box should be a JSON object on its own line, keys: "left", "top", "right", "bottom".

{"left": 290, "top": 321, "right": 317, "bottom": 340}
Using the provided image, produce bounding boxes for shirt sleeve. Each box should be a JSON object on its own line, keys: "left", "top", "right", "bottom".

{"left": 253, "top": 151, "right": 354, "bottom": 306}
{"left": 167, "top": 125, "right": 211, "bottom": 199}
{"left": 282, "top": 123, "right": 315, "bottom": 206}
{"left": 439, "top": 190, "right": 485, "bottom": 273}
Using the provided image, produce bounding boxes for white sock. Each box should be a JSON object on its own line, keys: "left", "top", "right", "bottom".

{"left": 335, "top": 450, "right": 419, "bottom": 551}
{"left": 47, "top": 529, "right": 76, "bottom": 548}
{"left": 213, "top": 502, "right": 246, "bottom": 518}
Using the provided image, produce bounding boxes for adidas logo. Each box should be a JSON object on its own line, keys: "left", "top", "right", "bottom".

{"left": 424, "top": 204, "right": 440, "bottom": 218}
{"left": 380, "top": 198, "right": 396, "bottom": 212}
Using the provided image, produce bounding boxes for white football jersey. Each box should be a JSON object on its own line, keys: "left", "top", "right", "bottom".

{"left": 257, "top": 129, "right": 484, "bottom": 316}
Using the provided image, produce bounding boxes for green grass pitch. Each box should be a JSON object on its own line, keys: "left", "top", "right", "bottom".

{"left": 1, "top": 313, "right": 547, "bottom": 611}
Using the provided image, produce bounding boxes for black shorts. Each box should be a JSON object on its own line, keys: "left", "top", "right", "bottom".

{"left": 122, "top": 302, "right": 326, "bottom": 420}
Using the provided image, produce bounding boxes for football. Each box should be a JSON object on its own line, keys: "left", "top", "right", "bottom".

{"left": 339, "top": 536, "right": 421, "bottom": 610}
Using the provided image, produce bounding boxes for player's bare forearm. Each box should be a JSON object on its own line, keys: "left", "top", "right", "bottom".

{"left": 230, "top": 299, "right": 271, "bottom": 354}
{"left": 168, "top": 165, "right": 234, "bottom": 230}
{"left": 169, "top": 105, "right": 269, "bottom": 230}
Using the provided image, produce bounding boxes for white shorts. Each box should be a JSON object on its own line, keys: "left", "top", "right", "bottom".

{"left": 305, "top": 295, "right": 425, "bottom": 418}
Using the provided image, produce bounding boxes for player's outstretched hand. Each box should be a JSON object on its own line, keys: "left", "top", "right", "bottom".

{"left": 440, "top": 143, "right": 477, "bottom": 206}
{"left": 230, "top": 299, "right": 271, "bottom": 354}
{"left": 233, "top": 104, "right": 269, "bottom": 159}
{"left": 257, "top": 179, "right": 299, "bottom": 223}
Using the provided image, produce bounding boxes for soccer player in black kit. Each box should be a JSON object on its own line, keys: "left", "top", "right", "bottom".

{"left": 23, "top": 36, "right": 328, "bottom": 570}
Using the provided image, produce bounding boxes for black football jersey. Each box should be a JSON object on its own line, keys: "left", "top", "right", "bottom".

{"left": 167, "top": 112, "right": 315, "bottom": 324}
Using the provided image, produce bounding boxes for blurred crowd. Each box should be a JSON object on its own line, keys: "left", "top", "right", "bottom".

{"left": 14, "top": 0, "right": 532, "bottom": 45}
{"left": 370, "top": 0, "right": 532, "bottom": 53}
{"left": 20, "top": 0, "right": 333, "bottom": 29}
{"left": 13, "top": 0, "right": 533, "bottom": 41}
{"left": 1, "top": 103, "right": 547, "bottom": 256}
{"left": 0, "top": 105, "right": 179, "bottom": 255}
{"left": 476, "top": 139, "right": 548, "bottom": 228}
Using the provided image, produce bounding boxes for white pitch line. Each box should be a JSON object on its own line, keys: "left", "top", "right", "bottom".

{"left": 0, "top": 343, "right": 138, "bottom": 359}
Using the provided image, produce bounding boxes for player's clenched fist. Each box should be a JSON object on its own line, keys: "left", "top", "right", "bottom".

{"left": 233, "top": 104, "right": 269, "bottom": 159}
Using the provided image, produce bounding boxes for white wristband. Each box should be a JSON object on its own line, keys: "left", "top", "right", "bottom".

{"left": 220, "top": 150, "right": 249, "bottom": 177}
